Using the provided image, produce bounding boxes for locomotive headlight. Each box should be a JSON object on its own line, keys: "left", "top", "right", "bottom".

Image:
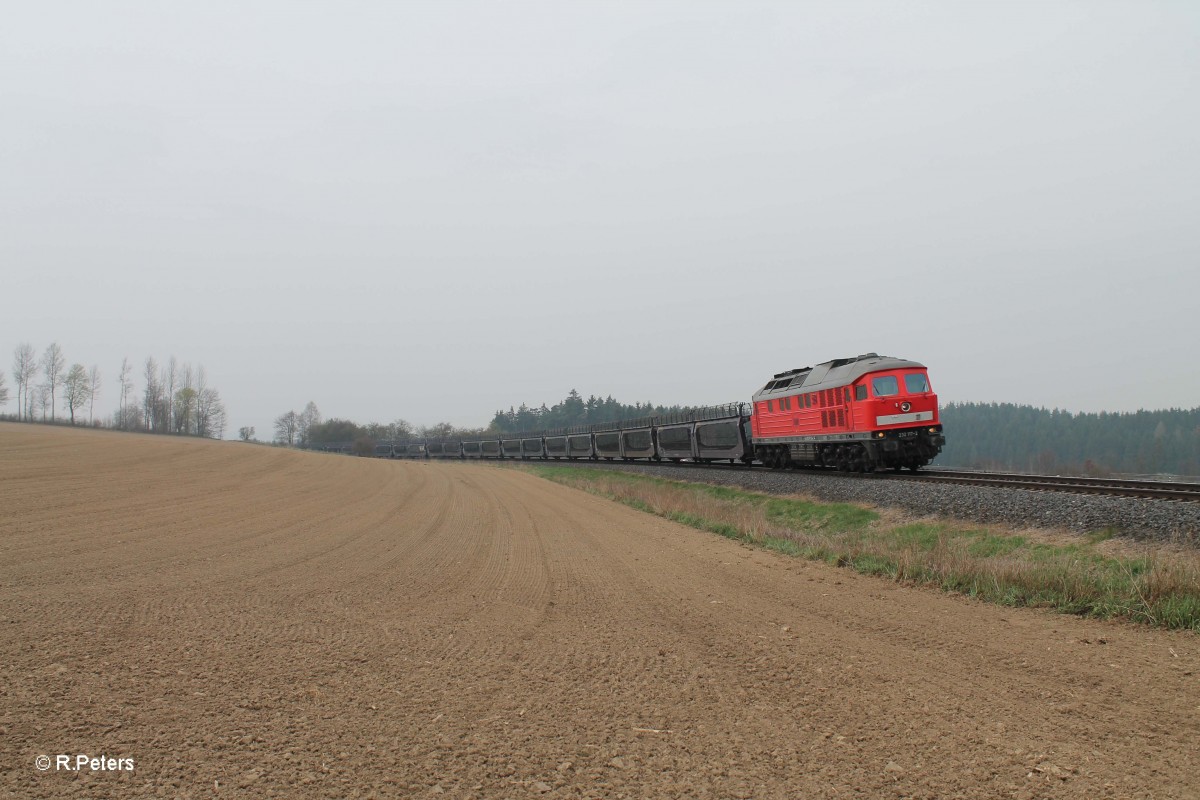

{"left": 900, "top": 402, "right": 912, "bottom": 412}
{"left": 928, "top": 427, "right": 938, "bottom": 433}
{"left": 875, "top": 432, "right": 885, "bottom": 438}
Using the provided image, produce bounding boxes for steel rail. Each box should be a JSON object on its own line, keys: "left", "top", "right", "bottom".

{"left": 897, "top": 469, "right": 1200, "bottom": 502}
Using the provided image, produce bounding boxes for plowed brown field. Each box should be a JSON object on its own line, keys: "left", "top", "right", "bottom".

{"left": 2, "top": 423, "right": 1197, "bottom": 799}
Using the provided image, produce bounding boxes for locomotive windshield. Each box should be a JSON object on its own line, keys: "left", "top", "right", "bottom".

{"left": 871, "top": 375, "right": 899, "bottom": 397}
{"left": 904, "top": 373, "right": 929, "bottom": 393}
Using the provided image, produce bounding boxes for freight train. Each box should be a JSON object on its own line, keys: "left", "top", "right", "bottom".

{"left": 323, "top": 353, "right": 945, "bottom": 472}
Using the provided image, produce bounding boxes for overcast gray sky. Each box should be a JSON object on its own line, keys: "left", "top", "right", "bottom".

{"left": 3, "top": 1, "right": 1198, "bottom": 437}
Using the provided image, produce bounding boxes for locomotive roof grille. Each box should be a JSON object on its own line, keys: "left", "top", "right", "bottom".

{"left": 754, "top": 353, "right": 924, "bottom": 400}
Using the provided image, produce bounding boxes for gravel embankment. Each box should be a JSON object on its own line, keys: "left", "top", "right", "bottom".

{"left": 532, "top": 461, "right": 1200, "bottom": 543}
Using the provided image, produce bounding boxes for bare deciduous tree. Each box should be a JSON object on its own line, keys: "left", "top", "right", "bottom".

{"left": 196, "top": 387, "right": 226, "bottom": 439}
{"left": 13, "top": 343, "right": 37, "bottom": 420}
{"left": 64, "top": 363, "right": 91, "bottom": 425}
{"left": 41, "top": 342, "right": 66, "bottom": 421}
{"left": 118, "top": 357, "right": 133, "bottom": 429}
{"left": 238, "top": 426, "right": 255, "bottom": 441}
{"left": 274, "top": 410, "right": 299, "bottom": 446}
{"left": 143, "top": 357, "right": 161, "bottom": 431}
{"left": 0, "top": 370, "right": 9, "bottom": 409}
{"left": 112, "top": 403, "right": 143, "bottom": 430}
{"left": 166, "top": 356, "right": 178, "bottom": 432}
{"left": 172, "top": 362, "right": 196, "bottom": 434}
{"left": 35, "top": 384, "right": 51, "bottom": 421}
{"left": 87, "top": 365, "right": 101, "bottom": 425}
{"left": 297, "top": 401, "right": 321, "bottom": 447}
{"left": 421, "top": 422, "right": 457, "bottom": 439}
{"left": 192, "top": 366, "right": 224, "bottom": 438}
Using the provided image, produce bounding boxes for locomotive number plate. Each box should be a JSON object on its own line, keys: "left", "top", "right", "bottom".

{"left": 897, "top": 431, "right": 917, "bottom": 438}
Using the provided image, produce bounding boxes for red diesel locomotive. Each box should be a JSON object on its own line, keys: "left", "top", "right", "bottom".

{"left": 751, "top": 353, "right": 944, "bottom": 471}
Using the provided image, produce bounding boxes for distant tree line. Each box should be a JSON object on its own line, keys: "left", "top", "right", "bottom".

{"left": 3, "top": 342, "right": 227, "bottom": 439}
{"left": 273, "top": 405, "right": 490, "bottom": 455}
{"left": 271, "top": 389, "right": 692, "bottom": 455}
{"left": 938, "top": 402, "right": 1200, "bottom": 476}
{"left": 489, "top": 389, "right": 691, "bottom": 433}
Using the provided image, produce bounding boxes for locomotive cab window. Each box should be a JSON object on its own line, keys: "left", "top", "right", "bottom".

{"left": 904, "top": 373, "right": 930, "bottom": 393}
{"left": 854, "top": 384, "right": 867, "bottom": 401}
{"left": 871, "top": 375, "right": 899, "bottom": 397}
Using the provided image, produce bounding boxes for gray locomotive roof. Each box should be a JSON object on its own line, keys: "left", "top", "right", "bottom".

{"left": 752, "top": 353, "right": 925, "bottom": 400}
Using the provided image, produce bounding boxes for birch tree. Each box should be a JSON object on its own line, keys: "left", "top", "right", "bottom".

{"left": 118, "top": 357, "right": 132, "bottom": 429}
{"left": 42, "top": 342, "right": 66, "bottom": 421}
{"left": 165, "top": 356, "right": 178, "bottom": 432}
{"left": 87, "top": 365, "right": 101, "bottom": 425}
{"left": 143, "top": 357, "right": 161, "bottom": 431}
{"left": 297, "top": 401, "right": 321, "bottom": 447}
{"left": 12, "top": 343, "right": 37, "bottom": 420}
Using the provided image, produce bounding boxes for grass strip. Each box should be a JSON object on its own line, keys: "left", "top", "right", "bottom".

{"left": 529, "top": 465, "right": 1200, "bottom": 631}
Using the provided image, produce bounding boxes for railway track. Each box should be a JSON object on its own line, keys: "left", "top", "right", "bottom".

{"left": 902, "top": 469, "right": 1200, "bottom": 502}
{"left": 524, "top": 458, "right": 1200, "bottom": 503}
